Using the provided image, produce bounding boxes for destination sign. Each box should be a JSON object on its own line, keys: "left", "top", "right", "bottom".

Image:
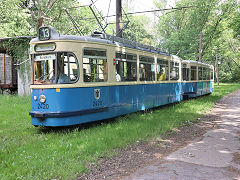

{"left": 35, "top": 43, "right": 56, "bottom": 52}
{"left": 35, "top": 54, "right": 56, "bottom": 61}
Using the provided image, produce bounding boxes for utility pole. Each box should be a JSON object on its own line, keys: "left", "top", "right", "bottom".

{"left": 116, "top": 0, "right": 123, "bottom": 37}
{"left": 198, "top": 31, "right": 202, "bottom": 62}
{"left": 37, "top": 17, "right": 43, "bottom": 29}
{"left": 215, "top": 54, "right": 219, "bottom": 86}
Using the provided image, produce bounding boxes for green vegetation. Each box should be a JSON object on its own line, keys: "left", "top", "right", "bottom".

{"left": 154, "top": 0, "right": 240, "bottom": 82}
{"left": 0, "top": 0, "right": 97, "bottom": 37}
{"left": 0, "top": 83, "right": 239, "bottom": 179}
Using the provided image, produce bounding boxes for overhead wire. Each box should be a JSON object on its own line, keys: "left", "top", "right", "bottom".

{"left": 73, "top": 6, "right": 195, "bottom": 21}
{"left": 64, "top": 1, "right": 195, "bottom": 36}
{"left": 106, "top": 0, "right": 112, "bottom": 24}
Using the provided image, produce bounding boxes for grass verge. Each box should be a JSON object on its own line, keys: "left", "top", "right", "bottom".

{"left": 0, "top": 83, "right": 240, "bottom": 179}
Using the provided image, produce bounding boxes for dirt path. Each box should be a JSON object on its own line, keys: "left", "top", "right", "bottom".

{"left": 122, "top": 89, "right": 240, "bottom": 180}
{"left": 80, "top": 89, "right": 240, "bottom": 180}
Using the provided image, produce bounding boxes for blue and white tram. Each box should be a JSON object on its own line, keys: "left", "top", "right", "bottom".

{"left": 29, "top": 26, "right": 214, "bottom": 127}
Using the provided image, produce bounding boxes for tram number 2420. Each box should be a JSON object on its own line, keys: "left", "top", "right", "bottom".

{"left": 38, "top": 103, "right": 49, "bottom": 109}
{"left": 93, "top": 100, "right": 103, "bottom": 107}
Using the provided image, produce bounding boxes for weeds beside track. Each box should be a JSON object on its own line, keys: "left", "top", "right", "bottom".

{"left": 0, "top": 83, "right": 240, "bottom": 179}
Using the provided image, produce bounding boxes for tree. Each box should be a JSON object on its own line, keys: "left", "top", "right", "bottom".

{"left": 155, "top": 0, "right": 221, "bottom": 60}
{"left": 122, "top": 15, "right": 153, "bottom": 44}
{"left": 0, "top": 0, "right": 98, "bottom": 37}
{"left": 0, "top": 1, "right": 31, "bottom": 37}
{"left": 20, "top": 0, "right": 98, "bottom": 35}
{"left": 229, "top": 12, "right": 240, "bottom": 39}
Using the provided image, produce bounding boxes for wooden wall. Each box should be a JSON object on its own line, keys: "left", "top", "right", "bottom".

{"left": 0, "top": 53, "right": 17, "bottom": 89}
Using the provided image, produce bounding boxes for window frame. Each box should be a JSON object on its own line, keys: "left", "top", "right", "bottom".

{"left": 170, "top": 61, "right": 180, "bottom": 81}
{"left": 32, "top": 52, "right": 79, "bottom": 85}
{"left": 198, "top": 66, "right": 203, "bottom": 80}
{"left": 115, "top": 51, "right": 137, "bottom": 82}
{"left": 139, "top": 55, "right": 156, "bottom": 81}
{"left": 182, "top": 64, "right": 189, "bottom": 81}
{"left": 83, "top": 48, "right": 108, "bottom": 83}
{"left": 157, "top": 58, "right": 169, "bottom": 81}
{"left": 210, "top": 69, "right": 214, "bottom": 80}
{"left": 190, "top": 66, "right": 197, "bottom": 81}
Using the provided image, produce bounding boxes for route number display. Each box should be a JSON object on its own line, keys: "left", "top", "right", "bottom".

{"left": 39, "top": 27, "right": 51, "bottom": 41}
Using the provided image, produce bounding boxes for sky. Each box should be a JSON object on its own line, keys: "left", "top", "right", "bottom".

{"left": 79, "top": 0, "right": 155, "bottom": 14}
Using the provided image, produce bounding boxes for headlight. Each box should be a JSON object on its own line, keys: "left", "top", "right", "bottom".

{"left": 39, "top": 95, "right": 46, "bottom": 103}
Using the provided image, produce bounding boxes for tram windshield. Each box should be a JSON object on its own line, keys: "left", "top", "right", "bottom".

{"left": 33, "top": 52, "right": 78, "bottom": 84}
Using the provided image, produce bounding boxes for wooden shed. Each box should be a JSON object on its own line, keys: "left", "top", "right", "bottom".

{"left": 0, "top": 36, "right": 33, "bottom": 95}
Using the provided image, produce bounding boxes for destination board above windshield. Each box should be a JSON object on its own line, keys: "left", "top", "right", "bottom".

{"left": 35, "top": 43, "right": 56, "bottom": 52}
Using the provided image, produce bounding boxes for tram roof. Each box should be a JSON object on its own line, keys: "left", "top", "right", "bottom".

{"left": 31, "top": 26, "right": 213, "bottom": 67}
{"left": 31, "top": 26, "right": 171, "bottom": 57}
{"left": 182, "top": 60, "right": 213, "bottom": 67}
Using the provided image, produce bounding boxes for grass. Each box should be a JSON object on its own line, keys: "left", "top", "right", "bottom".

{"left": 0, "top": 83, "right": 240, "bottom": 179}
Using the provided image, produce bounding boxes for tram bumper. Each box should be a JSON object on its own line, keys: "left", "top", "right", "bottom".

{"left": 29, "top": 107, "right": 109, "bottom": 118}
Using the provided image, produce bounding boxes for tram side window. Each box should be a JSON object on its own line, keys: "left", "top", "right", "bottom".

{"left": 191, "top": 66, "right": 197, "bottom": 80}
{"left": 115, "top": 52, "right": 137, "bottom": 81}
{"left": 201, "top": 67, "right": 210, "bottom": 80}
{"left": 62, "top": 53, "right": 79, "bottom": 83}
{"left": 207, "top": 68, "right": 211, "bottom": 80}
{"left": 202, "top": 67, "right": 206, "bottom": 80}
{"left": 157, "top": 58, "right": 168, "bottom": 81}
{"left": 139, "top": 56, "right": 155, "bottom": 81}
{"left": 198, "top": 67, "right": 203, "bottom": 80}
{"left": 170, "top": 62, "right": 179, "bottom": 80}
{"left": 182, "top": 65, "right": 189, "bottom": 81}
{"left": 83, "top": 48, "right": 107, "bottom": 82}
